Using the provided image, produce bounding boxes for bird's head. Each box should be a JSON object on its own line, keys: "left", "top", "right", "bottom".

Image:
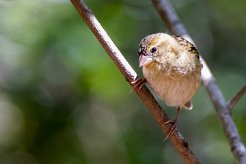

{"left": 138, "top": 33, "right": 179, "bottom": 67}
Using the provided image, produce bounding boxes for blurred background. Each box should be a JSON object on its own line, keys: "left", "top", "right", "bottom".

{"left": 0, "top": 0, "right": 245, "bottom": 163}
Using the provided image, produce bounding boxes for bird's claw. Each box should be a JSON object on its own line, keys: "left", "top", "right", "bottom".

{"left": 163, "top": 119, "right": 178, "bottom": 142}
{"left": 129, "top": 78, "right": 147, "bottom": 94}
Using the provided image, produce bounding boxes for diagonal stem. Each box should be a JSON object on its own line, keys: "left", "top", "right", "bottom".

{"left": 151, "top": 0, "right": 246, "bottom": 163}
{"left": 70, "top": 0, "right": 200, "bottom": 163}
{"left": 227, "top": 84, "right": 246, "bottom": 111}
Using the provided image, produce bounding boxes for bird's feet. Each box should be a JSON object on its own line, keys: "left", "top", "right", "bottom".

{"left": 163, "top": 118, "right": 178, "bottom": 141}
{"left": 129, "top": 78, "right": 147, "bottom": 94}
{"left": 163, "top": 106, "right": 181, "bottom": 141}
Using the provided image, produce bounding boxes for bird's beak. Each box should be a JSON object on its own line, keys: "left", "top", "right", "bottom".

{"left": 139, "top": 54, "right": 153, "bottom": 67}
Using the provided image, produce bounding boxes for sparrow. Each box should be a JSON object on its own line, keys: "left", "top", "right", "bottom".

{"left": 136, "top": 33, "right": 202, "bottom": 138}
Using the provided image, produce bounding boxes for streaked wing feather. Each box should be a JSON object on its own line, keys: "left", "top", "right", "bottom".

{"left": 171, "top": 35, "right": 199, "bottom": 59}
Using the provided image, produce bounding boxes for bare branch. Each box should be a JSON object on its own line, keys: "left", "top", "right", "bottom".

{"left": 70, "top": 0, "right": 200, "bottom": 163}
{"left": 151, "top": 0, "right": 246, "bottom": 163}
{"left": 228, "top": 84, "right": 246, "bottom": 111}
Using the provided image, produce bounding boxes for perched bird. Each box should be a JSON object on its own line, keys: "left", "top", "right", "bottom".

{"left": 136, "top": 33, "right": 202, "bottom": 138}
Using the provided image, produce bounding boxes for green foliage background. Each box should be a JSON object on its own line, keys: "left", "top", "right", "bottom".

{"left": 0, "top": 0, "right": 245, "bottom": 163}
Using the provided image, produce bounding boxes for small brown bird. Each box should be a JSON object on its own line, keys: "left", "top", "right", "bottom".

{"left": 136, "top": 33, "right": 202, "bottom": 138}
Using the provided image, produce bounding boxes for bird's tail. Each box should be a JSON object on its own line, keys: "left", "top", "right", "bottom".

{"left": 183, "top": 101, "right": 193, "bottom": 110}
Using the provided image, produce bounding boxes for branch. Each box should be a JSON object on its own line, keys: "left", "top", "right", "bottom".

{"left": 228, "top": 84, "right": 246, "bottom": 111}
{"left": 151, "top": 0, "right": 246, "bottom": 163}
{"left": 70, "top": 0, "right": 199, "bottom": 163}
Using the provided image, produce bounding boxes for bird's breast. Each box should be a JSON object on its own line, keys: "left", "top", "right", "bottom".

{"left": 142, "top": 63, "right": 201, "bottom": 107}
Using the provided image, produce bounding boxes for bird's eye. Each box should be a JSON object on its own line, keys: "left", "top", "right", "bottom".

{"left": 150, "top": 47, "right": 157, "bottom": 53}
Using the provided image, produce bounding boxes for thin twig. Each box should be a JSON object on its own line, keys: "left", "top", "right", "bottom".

{"left": 228, "top": 84, "right": 246, "bottom": 111}
{"left": 70, "top": 0, "right": 200, "bottom": 163}
{"left": 151, "top": 0, "right": 246, "bottom": 163}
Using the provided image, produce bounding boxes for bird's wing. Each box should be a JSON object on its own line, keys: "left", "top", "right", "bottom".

{"left": 171, "top": 35, "right": 199, "bottom": 59}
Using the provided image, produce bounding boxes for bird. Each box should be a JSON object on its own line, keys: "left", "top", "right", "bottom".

{"left": 135, "top": 33, "right": 202, "bottom": 139}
